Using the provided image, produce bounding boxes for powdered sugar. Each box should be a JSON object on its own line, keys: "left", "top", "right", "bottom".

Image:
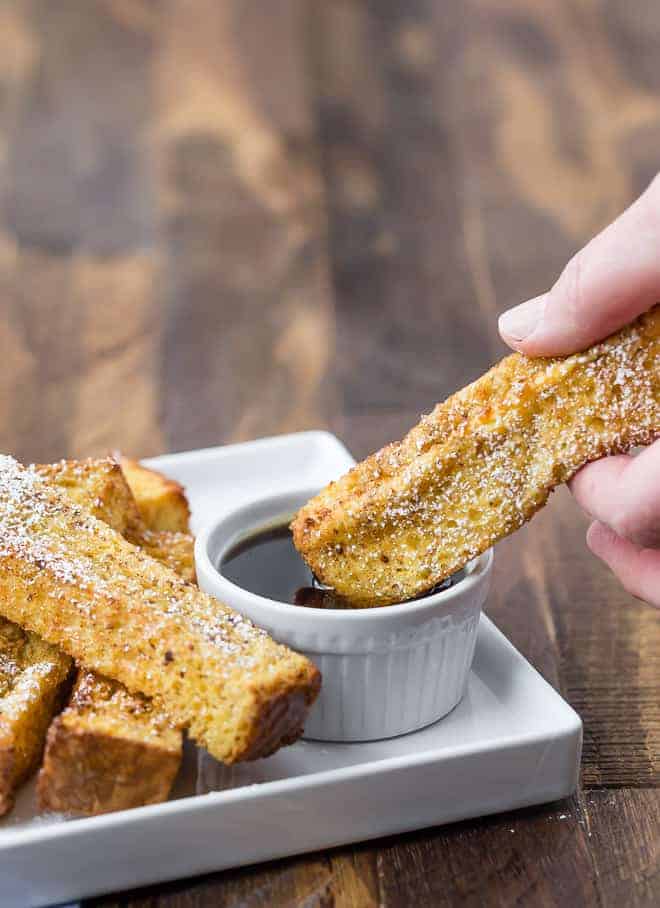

{"left": 0, "top": 456, "right": 276, "bottom": 674}
{"left": 294, "top": 307, "right": 659, "bottom": 605}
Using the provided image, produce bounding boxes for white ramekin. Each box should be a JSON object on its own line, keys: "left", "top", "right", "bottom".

{"left": 195, "top": 489, "right": 492, "bottom": 743}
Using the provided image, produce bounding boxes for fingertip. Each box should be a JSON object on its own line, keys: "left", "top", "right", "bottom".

{"left": 498, "top": 297, "right": 592, "bottom": 357}
{"left": 498, "top": 295, "right": 547, "bottom": 352}
{"left": 569, "top": 456, "right": 631, "bottom": 515}
{"left": 500, "top": 176, "right": 660, "bottom": 357}
{"left": 586, "top": 519, "right": 614, "bottom": 557}
{"left": 586, "top": 519, "right": 630, "bottom": 564}
{"left": 585, "top": 520, "right": 660, "bottom": 606}
{"left": 498, "top": 333, "right": 527, "bottom": 355}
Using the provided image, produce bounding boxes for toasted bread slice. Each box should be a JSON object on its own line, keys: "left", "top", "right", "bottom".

{"left": 120, "top": 457, "right": 191, "bottom": 534}
{"left": 38, "top": 458, "right": 196, "bottom": 585}
{"left": 293, "top": 306, "right": 660, "bottom": 606}
{"left": 0, "top": 457, "right": 320, "bottom": 763}
{"left": 1, "top": 458, "right": 192, "bottom": 817}
{"left": 0, "top": 620, "right": 72, "bottom": 815}
{"left": 37, "top": 669, "right": 181, "bottom": 815}
{"left": 0, "top": 463, "right": 101, "bottom": 815}
{"left": 37, "top": 458, "right": 143, "bottom": 537}
{"left": 37, "top": 458, "right": 191, "bottom": 815}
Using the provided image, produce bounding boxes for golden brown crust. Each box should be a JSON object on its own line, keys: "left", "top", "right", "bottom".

{"left": 0, "top": 457, "right": 133, "bottom": 817}
{"left": 0, "top": 458, "right": 320, "bottom": 763}
{"left": 37, "top": 670, "right": 182, "bottom": 816}
{"left": 137, "top": 529, "right": 196, "bottom": 585}
{"left": 40, "top": 457, "right": 197, "bottom": 584}
{"left": 0, "top": 621, "right": 72, "bottom": 815}
{"left": 36, "top": 458, "right": 143, "bottom": 538}
{"left": 36, "top": 460, "right": 192, "bottom": 816}
{"left": 293, "top": 306, "right": 660, "bottom": 606}
{"left": 120, "top": 457, "right": 191, "bottom": 534}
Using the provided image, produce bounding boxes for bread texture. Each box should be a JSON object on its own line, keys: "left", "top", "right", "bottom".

{"left": 37, "top": 457, "right": 144, "bottom": 537}
{"left": 1, "top": 459, "right": 135, "bottom": 817}
{"left": 137, "top": 529, "right": 196, "bottom": 585}
{"left": 37, "top": 458, "right": 196, "bottom": 583}
{"left": 0, "top": 620, "right": 72, "bottom": 815}
{"left": 292, "top": 306, "right": 660, "bottom": 606}
{"left": 120, "top": 457, "right": 191, "bottom": 533}
{"left": 0, "top": 457, "right": 320, "bottom": 763}
{"left": 36, "top": 457, "right": 189, "bottom": 815}
{"left": 37, "top": 669, "right": 181, "bottom": 815}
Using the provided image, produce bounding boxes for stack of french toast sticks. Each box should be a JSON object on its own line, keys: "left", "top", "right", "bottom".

{"left": 0, "top": 456, "right": 320, "bottom": 817}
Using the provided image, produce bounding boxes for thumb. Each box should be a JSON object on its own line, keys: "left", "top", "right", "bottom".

{"left": 499, "top": 174, "right": 660, "bottom": 356}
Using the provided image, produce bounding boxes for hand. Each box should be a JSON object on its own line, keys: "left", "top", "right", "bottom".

{"left": 498, "top": 175, "right": 660, "bottom": 607}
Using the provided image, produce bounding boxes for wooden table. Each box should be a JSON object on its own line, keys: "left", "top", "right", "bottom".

{"left": 0, "top": 1, "right": 658, "bottom": 905}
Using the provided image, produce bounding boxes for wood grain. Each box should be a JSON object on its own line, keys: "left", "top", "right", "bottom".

{"left": 154, "top": 0, "right": 337, "bottom": 450}
{"left": 0, "top": 0, "right": 164, "bottom": 462}
{"left": 306, "top": 0, "right": 660, "bottom": 905}
{"left": 0, "top": 0, "right": 658, "bottom": 906}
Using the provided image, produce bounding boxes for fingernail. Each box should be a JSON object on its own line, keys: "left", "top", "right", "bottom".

{"left": 499, "top": 295, "right": 546, "bottom": 342}
{"left": 586, "top": 520, "right": 617, "bottom": 557}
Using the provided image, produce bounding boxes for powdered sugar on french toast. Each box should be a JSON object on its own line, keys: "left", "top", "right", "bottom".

{"left": 292, "top": 307, "right": 659, "bottom": 606}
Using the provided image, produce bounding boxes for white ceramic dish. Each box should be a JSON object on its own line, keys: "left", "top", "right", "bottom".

{"left": 196, "top": 491, "right": 492, "bottom": 742}
{"left": 0, "top": 432, "right": 582, "bottom": 908}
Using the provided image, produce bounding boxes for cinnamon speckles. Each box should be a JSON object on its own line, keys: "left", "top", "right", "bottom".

{"left": 0, "top": 455, "right": 320, "bottom": 761}
{"left": 0, "top": 456, "right": 278, "bottom": 674}
{"left": 292, "top": 307, "right": 660, "bottom": 606}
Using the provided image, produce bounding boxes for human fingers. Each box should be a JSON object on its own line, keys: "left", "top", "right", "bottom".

{"left": 499, "top": 175, "right": 660, "bottom": 355}
{"left": 586, "top": 520, "right": 660, "bottom": 607}
{"left": 570, "top": 442, "right": 660, "bottom": 549}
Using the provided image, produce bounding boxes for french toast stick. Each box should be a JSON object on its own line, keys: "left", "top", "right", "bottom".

{"left": 1, "top": 458, "right": 191, "bottom": 816}
{"left": 0, "top": 457, "right": 320, "bottom": 763}
{"left": 0, "top": 463, "right": 96, "bottom": 813}
{"left": 37, "top": 457, "right": 187, "bottom": 815}
{"left": 0, "top": 620, "right": 72, "bottom": 815}
{"left": 37, "top": 457, "right": 144, "bottom": 537}
{"left": 37, "top": 458, "right": 196, "bottom": 585}
{"left": 293, "top": 306, "right": 660, "bottom": 606}
{"left": 120, "top": 457, "right": 191, "bottom": 533}
{"left": 37, "top": 669, "right": 181, "bottom": 815}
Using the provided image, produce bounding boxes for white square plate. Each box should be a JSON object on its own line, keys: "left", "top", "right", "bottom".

{"left": 0, "top": 432, "right": 582, "bottom": 908}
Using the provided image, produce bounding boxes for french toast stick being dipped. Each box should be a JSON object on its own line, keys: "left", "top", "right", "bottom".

{"left": 292, "top": 306, "right": 659, "bottom": 607}
{"left": 0, "top": 457, "right": 320, "bottom": 764}
{"left": 36, "top": 458, "right": 187, "bottom": 815}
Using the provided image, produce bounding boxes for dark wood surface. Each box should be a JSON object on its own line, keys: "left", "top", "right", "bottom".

{"left": 0, "top": 1, "right": 658, "bottom": 905}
